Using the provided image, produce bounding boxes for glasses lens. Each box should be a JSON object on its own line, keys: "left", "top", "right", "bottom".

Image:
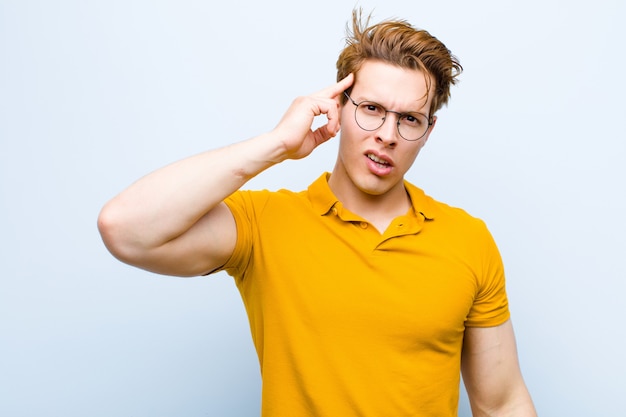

{"left": 355, "top": 102, "right": 386, "bottom": 131}
{"left": 397, "top": 113, "right": 430, "bottom": 141}
{"left": 355, "top": 102, "right": 429, "bottom": 141}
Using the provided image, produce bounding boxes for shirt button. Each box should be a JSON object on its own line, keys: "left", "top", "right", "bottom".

{"left": 332, "top": 207, "right": 338, "bottom": 215}
{"left": 360, "top": 222, "right": 368, "bottom": 229}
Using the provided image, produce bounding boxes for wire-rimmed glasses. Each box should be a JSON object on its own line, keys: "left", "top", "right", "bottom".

{"left": 344, "top": 92, "right": 432, "bottom": 141}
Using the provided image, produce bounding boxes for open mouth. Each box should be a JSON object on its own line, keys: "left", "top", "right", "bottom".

{"left": 367, "top": 153, "right": 391, "bottom": 167}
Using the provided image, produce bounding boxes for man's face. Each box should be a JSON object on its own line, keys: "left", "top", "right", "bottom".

{"left": 334, "top": 60, "right": 436, "bottom": 199}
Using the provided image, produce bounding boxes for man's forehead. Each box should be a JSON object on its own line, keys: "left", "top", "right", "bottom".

{"left": 351, "top": 62, "right": 433, "bottom": 111}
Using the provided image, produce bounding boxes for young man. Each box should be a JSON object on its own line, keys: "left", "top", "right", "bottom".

{"left": 98, "top": 11, "right": 537, "bottom": 417}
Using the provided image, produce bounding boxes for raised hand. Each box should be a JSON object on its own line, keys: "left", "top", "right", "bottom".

{"left": 271, "top": 73, "right": 354, "bottom": 161}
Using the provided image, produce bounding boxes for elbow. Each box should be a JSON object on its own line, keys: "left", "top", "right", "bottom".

{"left": 465, "top": 382, "right": 537, "bottom": 417}
{"left": 97, "top": 201, "right": 141, "bottom": 265}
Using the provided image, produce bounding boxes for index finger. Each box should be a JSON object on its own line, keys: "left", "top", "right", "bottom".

{"left": 315, "top": 73, "right": 354, "bottom": 100}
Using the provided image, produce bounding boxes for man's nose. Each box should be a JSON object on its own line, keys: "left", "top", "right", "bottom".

{"left": 375, "top": 113, "right": 399, "bottom": 147}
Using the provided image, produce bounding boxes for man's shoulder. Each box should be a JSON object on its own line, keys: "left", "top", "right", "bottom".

{"left": 404, "top": 180, "right": 486, "bottom": 227}
{"left": 225, "top": 180, "right": 316, "bottom": 219}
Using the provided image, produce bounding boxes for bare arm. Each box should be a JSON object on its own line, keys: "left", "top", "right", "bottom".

{"left": 462, "top": 320, "right": 537, "bottom": 417}
{"left": 98, "top": 74, "right": 354, "bottom": 276}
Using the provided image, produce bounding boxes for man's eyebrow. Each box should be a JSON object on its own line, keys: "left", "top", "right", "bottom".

{"left": 367, "top": 98, "right": 428, "bottom": 115}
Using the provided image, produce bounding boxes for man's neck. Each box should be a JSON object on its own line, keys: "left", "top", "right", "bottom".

{"left": 327, "top": 172, "right": 411, "bottom": 233}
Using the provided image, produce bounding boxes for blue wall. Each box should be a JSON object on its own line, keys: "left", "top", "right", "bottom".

{"left": 1, "top": 1, "right": 624, "bottom": 415}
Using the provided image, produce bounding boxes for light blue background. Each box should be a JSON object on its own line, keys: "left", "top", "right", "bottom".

{"left": 1, "top": 0, "right": 625, "bottom": 415}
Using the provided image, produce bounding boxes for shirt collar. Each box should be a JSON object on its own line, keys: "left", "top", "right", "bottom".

{"left": 308, "top": 172, "right": 436, "bottom": 220}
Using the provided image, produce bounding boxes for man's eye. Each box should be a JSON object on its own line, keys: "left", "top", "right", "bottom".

{"left": 402, "top": 114, "right": 428, "bottom": 127}
{"left": 362, "top": 103, "right": 384, "bottom": 115}
{"left": 403, "top": 114, "right": 424, "bottom": 126}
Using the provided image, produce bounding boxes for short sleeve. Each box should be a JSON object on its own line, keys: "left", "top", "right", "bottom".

{"left": 464, "top": 222, "right": 510, "bottom": 327}
{"left": 214, "top": 190, "right": 263, "bottom": 279}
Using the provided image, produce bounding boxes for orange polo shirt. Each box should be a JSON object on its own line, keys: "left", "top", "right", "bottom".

{"left": 221, "top": 173, "right": 510, "bottom": 417}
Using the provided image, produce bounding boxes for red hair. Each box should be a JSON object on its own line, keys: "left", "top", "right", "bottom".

{"left": 336, "top": 10, "right": 463, "bottom": 116}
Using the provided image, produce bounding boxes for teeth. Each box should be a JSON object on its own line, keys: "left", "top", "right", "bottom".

{"left": 367, "top": 154, "right": 389, "bottom": 165}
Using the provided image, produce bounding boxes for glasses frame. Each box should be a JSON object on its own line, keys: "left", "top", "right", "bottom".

{"left": 343, "top": 92, "right": 433, "bottom": 141}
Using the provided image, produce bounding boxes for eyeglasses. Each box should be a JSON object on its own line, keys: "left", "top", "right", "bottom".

{"left": 344, "top": 92, "right": 432, "bottom": 141}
